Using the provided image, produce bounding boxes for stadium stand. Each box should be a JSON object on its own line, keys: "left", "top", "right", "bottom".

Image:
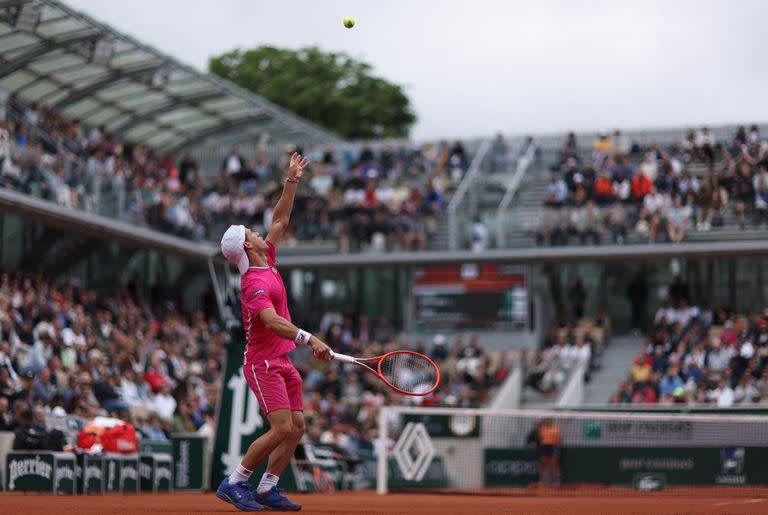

{"left": 4, "top": 1, "right": 768, "bottom": 506}
{"left": 535, "top": 126, "right": 768, "bottom": 246}
{"left": 610, "top": 280, "right": 768, "bottom": 406}
{"left": 0, "top": 96, "right": 473, "bottom": 253}
{"left": 0, "top": 271, "right": 224, "bottom": 440}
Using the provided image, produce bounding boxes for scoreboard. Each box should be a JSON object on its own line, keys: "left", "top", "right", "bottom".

{"left": 412, "top": 263, "right": 527, "bottom": 331}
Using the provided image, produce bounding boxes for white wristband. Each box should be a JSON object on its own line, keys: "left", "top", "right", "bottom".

{"left": 295, "top": 329, "right": 311, "bottom": 345}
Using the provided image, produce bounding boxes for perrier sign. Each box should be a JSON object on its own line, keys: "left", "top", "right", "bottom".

{"left": 6, "top": 451, "right": 75, "bottom": 494}
{"left": 211, "top": 324, "right": 268, "bottom": 487}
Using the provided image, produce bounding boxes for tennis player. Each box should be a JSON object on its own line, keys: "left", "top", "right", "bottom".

{"left": 217, "top": 152, "right": 332, "bottom": 511}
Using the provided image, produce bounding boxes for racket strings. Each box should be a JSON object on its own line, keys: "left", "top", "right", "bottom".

{"left": 379, "top": 352, "right": 439, "bottom": 395}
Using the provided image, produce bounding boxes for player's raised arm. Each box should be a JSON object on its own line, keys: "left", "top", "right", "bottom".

{"left": 266, "top": 152, "right": 309, "bottom": 248}
{"left": 258, "top": 307, "right": 331, "bottom": 360}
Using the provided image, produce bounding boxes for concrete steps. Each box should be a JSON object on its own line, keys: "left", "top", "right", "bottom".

{"left": 583, "top": 335, "right": 643, "bottom": 405}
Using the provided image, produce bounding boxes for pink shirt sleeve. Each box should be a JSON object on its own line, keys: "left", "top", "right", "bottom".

{"left": 266, "top": 240, "right": 277, "bottom": 266}
{"left": 244, "top": 280, "right": 274, "bottom": 317}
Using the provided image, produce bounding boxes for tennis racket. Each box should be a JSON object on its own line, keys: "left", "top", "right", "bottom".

{"left": 329, "top": 350, "right": 441, "bottom": 396}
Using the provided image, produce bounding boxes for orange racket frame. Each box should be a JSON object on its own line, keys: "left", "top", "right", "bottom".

{"left": 329, "top": 350, "right": 441, "bottom": 396}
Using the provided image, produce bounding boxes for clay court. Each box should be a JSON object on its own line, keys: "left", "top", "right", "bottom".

{"left": 2, "top": 491, "right": 768, "bottom": 514}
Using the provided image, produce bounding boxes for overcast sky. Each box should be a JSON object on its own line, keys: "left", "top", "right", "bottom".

{"left": 66, "top": 0, "right": 768, "bottom": 140}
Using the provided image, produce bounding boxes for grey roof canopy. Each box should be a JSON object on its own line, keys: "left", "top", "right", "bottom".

{"left": 0, "top": 0, "right": 341, "bottom": 153}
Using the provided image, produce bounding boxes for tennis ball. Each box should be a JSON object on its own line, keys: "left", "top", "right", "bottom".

{"left": 343, "top": 17, "right": 355, "bottom": 29}
{"left": 673, "top": 386, "right": 684, "bottom": 397}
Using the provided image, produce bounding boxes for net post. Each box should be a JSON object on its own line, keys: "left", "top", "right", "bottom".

{"left": 376, "top": 405, "right": 389, "bottom": 495}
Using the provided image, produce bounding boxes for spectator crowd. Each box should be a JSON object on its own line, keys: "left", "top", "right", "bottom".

{"left": 611, "top": 283, "right": 768, "bottom": 406}
{"left": 0, "top": 270, "right": 222, "bottom": 446}
{"left": 0, "top": 95, "right": 470, "bottom": 253}
{"left": 525, "top": 315, "right": 608, "bottom": 396}
{"left": 0, "top": 268, "right": 510, "bottom": 457}
{"left": 539, "top": 125, "right": 768, "bottom": 245}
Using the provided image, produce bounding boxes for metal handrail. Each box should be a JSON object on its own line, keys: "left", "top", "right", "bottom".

{"left": 495, "top": 140, "right": 537, "bottom": 248}
{"left": 447, "top": 139, "right": 491, "bottom": 249}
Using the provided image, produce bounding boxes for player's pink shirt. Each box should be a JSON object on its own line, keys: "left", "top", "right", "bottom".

{"left": 240, "top": 240, "right": 295, "bottom": 363}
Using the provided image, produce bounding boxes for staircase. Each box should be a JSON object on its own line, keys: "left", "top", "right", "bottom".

{"left": 431, "top": 154, "right": 520, "bottom": 250}
{"left": 497, "top": 149, "right": 555, "bottom": 248}
{"left": 582, "top": 334, "right": 642, "bottom": 405}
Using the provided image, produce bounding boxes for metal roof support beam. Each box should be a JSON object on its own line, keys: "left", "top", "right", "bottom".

{"left": 141, "top": 115, "right": 269, "bottom": 145}
{"left": 39, "top": 0, "right": 341, "bottom": 145}
{"left": 36, "top": 14, "right": 69, "bottom": 26}
{"left": 52, "top": 62, "right": 162, "bottom": 110}
{"left": 168, "top": 116, "right": 272, "bottom": 154}
{"left": 112, "top": 91, "right": 221, "bottom": 134}
{"left": 74, "top": 103, "right": 189, "bottom": 143}
{"left": 0, "top": 0, "right": 31, "bottom": 10}
{"left": 0, "top": 31, "right": 98, "bottom": 77}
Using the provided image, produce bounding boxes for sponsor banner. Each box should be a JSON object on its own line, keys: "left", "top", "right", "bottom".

{"left": 562, "top": 447, "right": 768, "bottom": 486}
{"left": 523, "top": 416, "right": 768, "bottom": 447}
{"left": 483, "top": 448, "right": 539, "bottom": 487}
{"left": 54, "top": 454, "right": 76, "bottom": 495}
{"left": 104, "top": 453, "right": 139, "bottom": 494}
{"left": 172, "top": 434, "right": 207, "bottom": 491}
{"left": 77, "top": 454, "right": 105, "bottom": 495}
{"left": 402, "top": 414, "right": 481, "bottom": 438}
{"left": 633, "top": 473, "right": 666, "bottom": 491}
{"left": 6, "top": 452, "right": 54, "bottom": 493}
{"left": 139, "top": 453, "right": 173, "bottom": 493}
{"left": 389, "top": 456, "right": 448, "bottom": 488}
{"left": 211, "top": 325, "right": 268, "bottom": 488}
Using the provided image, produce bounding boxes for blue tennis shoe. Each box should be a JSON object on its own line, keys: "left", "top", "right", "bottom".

{"left": 256, "top": 486, "right": 301, "bottom": 511}
{"left": 216, "top": 478, "right": 266, "bottom": 511}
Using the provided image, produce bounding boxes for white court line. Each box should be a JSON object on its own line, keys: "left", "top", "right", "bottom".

{"left": 713, "top": 498, "right": 767, "bottom": 507}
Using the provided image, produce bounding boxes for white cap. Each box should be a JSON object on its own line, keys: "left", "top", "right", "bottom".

{"left": 221, "top": 224, "right": 250, "bottom": 274}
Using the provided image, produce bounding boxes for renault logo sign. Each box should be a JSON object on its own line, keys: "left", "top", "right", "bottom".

{"left": 394, "top": 422, "right": 435, "bottom": 481}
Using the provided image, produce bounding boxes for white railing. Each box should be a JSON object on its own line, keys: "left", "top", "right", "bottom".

{"left": 495, "top": 140, "right": 537, "bottom": 248}
{"left": 488, "top": 365, "right": 523, "bottom": 409}
{"left": 556, "top": 361, "right": 588, "bottom": 407}
{"left": 447, "top": 139, "right": 491, "bottom": 249}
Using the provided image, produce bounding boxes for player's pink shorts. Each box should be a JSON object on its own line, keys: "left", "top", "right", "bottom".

{"left": 244, "top": 353, "right": 303, "bottom": 415}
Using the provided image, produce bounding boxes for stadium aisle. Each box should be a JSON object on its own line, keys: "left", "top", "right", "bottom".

{"left": 583, "top": 335, "right": 644, "bottom": 404}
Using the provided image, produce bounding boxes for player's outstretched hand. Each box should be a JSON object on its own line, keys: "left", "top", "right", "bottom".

{"left": 288, "top": 152, "right": 309, "bottom": 180}
{"left": 309, "top": 336, "right": 332, "bottom": 360}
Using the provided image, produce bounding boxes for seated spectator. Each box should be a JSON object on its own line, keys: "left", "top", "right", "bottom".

{"left": 606, "top": 203, "right": 629, "bottom": 244}
{"left": 637, "top": 186, "right": 669, "bottom": 242}
{"left": 592, "top": 170, "right": 614, "bottom": 206}
{"left": 695, "top": 183, "right": 716, "bottom": 231}
{"left": 537, "top": 207, "right": 568, "bottom": 246}
{"left": 630, "top": 355, "right": 652, "bottom": 385}
{"left": 631, "top": 169, "right": 653, "bottom": 201}
{"left": 659, "top": 367, "right": 684, "bottom": 398}
{"left": 141, "top": 414, "right": 169, "bottom": 441}
{"left": 546, "top": 174, "right": 568, "bottom": 207}
{"left": 637, "top": 153, "right": 658, "bottom": 181}
{"left": 469, "top": 217, "right": 489, "bottom": 252}
{"left": 665, "top": 195, "right": 691, "bottom": 243}
{"left": 733, "top": 162, "right": 755, "bottom": 229}
{"left": 31, "top": 367, "right": 56, "bottom": 405}
{"left": 753, "top": 165, "right": 768, "bottom": 227}
{"left": 696, "top": 127, "right": 716, "bottom": 163}
{"left": 707, "top": 379, "right": 735, "bottom": 407}
{"left": 706, "top": 339, "right": 733, "bottom": 379}
{"left": 570, "top": 200, "right": 602, "bottom": 245}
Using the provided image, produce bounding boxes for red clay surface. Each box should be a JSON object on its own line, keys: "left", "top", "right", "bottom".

{"left": 2, "top": 491, "right": 768, "bottom": 514}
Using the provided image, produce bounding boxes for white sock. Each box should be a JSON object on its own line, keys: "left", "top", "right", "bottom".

{"left": 257, "top": 472, "right": 279, "bottom": 494}
{"left": 228, "top": 463, "right": 253, "bottom": 485}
